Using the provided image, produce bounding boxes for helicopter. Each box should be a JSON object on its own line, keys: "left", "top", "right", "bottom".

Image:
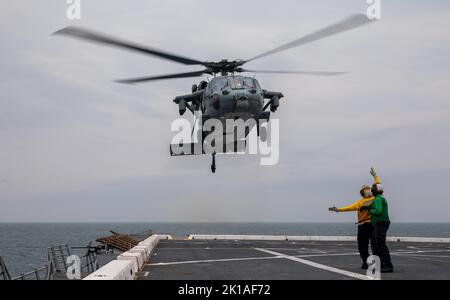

{"left": 53, "top": 14, "right": 375, "bottom": 173}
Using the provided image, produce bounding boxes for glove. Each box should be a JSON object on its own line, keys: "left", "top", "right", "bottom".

{"left": 370, "top": 167, "right": 377, "bottom": 177}
{"left": 328, "top": 207, "right": 339, "bottom": 212}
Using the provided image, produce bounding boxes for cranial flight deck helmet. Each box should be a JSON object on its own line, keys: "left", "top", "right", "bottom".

{"left": 371, "top": 183, "right": 384, "bottom": 196}
{"left": 360, "top": 185, "right": 372, "bottom": 198}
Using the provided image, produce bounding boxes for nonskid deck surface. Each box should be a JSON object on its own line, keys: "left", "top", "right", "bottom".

{"left": 137, "top": 240, "right": 450, "bottom": 280}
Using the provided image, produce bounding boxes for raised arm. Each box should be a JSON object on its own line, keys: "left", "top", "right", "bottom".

{"left": 371, "top": 167, "right": 381, "bottom": 184}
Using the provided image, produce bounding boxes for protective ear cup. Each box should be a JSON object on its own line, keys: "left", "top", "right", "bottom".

{"left": 372, "top": 183, "right": 384, "bottom": 195}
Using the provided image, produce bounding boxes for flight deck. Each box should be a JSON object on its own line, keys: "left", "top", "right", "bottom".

{"left": 137, "top": 239, "right": 450, "bottom": 280}
{"left": 82, "top": 235, "right": 450, "bottom": 280}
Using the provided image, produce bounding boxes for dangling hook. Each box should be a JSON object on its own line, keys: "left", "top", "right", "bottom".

{"left": 211, "top": 152, "right": 216, "bottom": 174}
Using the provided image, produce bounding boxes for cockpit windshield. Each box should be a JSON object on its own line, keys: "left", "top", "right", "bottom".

{"left": 229, "top": 78, "right": 243, "bottom": 90}
{"left": 210, "top": 78, "right": 228, "bottom": 93}
{"left": 243, "top": 78, "right": 256, "bottom": 89}
{"left": 210, "top": 77, "right": 259, "bottom": 92}
{"left": 228, "top": 77, "right": 259, "bottom": 90}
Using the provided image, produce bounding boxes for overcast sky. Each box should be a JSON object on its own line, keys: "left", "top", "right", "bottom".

{"left": 0, "top": 0, "right": 449, "bottom": 223}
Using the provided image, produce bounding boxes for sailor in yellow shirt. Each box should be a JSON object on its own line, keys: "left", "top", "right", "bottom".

{"left": 329, "top": 168, "right": 380, "bottom": 270}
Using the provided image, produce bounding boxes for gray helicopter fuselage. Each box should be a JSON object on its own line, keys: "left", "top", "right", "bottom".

{"left": 174, "top": 74, "right": 282, "bottom": 141}
{"left": 202, "top": 75, "right": 264, "bottom": 122}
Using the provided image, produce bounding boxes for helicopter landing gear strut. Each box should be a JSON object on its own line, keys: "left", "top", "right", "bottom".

{"left": 211, "top": 152, "right": 216, "bottom": 174}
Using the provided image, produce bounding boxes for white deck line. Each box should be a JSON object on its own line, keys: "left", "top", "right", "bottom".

{"left": 148, "top": 256, "right": 282, "bottom": 266}
{"left": 146, "top": 249, "right": 450, "bottom": 267}
{"left": 187, "top": 235, "right": 450, "bottom": 244}
{"left": 255, "top": 248, "right": 370, "bottom": 280}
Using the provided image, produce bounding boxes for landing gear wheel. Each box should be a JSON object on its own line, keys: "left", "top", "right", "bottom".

{"left": 211, "top": 153, "right": 216, "bottom": 174}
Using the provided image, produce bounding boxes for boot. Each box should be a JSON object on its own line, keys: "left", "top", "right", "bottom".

{"left": 381, "top": 264, "right": 394, "bottom": 273}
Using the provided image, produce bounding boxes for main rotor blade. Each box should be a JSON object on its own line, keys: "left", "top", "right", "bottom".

{"left": 242, "top": 69, "right": 347, "bottom": 76}
{"left": 116, "top": 70, "right": 209, "bottom": 84}
{"left": 246, "top": 14, "right": 375, "bottom": 63}
{"left": 53, "top": 26, "right": 205, "bottom": 66}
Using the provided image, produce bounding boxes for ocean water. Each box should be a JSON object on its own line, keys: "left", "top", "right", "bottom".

{"left": 1, "top": 222, "right": 450, "bottom": 277}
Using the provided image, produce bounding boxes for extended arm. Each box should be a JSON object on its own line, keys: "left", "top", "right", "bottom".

{"left": 337, "top": 200, "right": 362, "bottom": 212}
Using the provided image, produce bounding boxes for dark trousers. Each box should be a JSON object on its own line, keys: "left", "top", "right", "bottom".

{"left": 357, "top": 223, "right": 375, "bottom": 263}
{"left": 372, "top": 222, "right": 393, "bottom": 268}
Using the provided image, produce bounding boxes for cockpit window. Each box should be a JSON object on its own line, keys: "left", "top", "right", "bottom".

{"left": 243, "top": 78, "right": 256, "bottom": 89}
{"left": 229, "top": 78, "right": 243, "bottom": 89}
{"left": 210, "top": 78, "right": 228, "bottom": 93}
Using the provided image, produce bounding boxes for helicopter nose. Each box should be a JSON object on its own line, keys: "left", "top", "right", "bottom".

{"left": 236, "top": 94, "right": 249, "bottom": 101}
{"left": 234, "top": 93, "right": 250, "bottom": 110}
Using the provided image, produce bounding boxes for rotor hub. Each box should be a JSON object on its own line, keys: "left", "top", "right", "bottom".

{"left": 204, "top": 59, "right": 246, "bottom": 75}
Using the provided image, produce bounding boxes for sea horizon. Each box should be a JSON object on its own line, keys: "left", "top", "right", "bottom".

{"left": 2, "top": 221, "right": 449, "bottom": 224}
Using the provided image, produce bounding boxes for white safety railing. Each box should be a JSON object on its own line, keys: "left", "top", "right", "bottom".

{"left": 83, "top": 234, "right": 172, "bottom": 280}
